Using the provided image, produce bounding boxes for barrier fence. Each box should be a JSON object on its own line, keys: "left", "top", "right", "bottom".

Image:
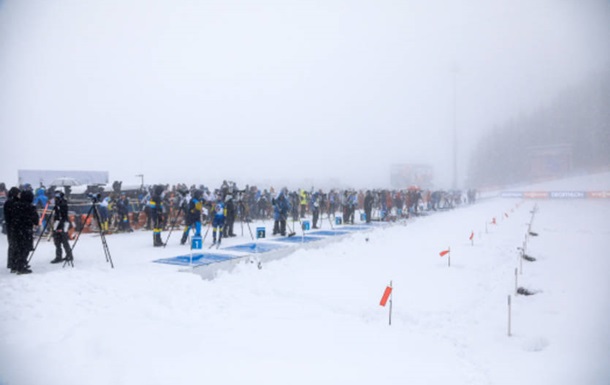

{"left": 501, "top": 191, "right": 610, "bottom": 199}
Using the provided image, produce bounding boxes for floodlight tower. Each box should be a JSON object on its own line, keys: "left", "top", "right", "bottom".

{"left": 135, "top": 174, "right": 144, "bottom": 189}
{"left": 452, "top": 65, "right": 459, "bottom": 190}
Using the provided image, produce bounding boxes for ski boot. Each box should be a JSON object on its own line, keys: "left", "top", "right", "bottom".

{"left": 153, "top": 233, "right": 164, "bottom": 247}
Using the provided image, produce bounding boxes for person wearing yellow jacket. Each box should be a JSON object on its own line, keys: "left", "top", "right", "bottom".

{"left": 299, "top": 189, "right": 307, "bottom": 219}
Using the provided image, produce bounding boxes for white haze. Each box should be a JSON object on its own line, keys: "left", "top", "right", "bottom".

{"left": 0, "top": 0, "right": 609, "bottom": 189}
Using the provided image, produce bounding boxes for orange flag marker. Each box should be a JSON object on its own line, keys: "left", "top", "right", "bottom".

{"left": 440, "top": 247, "right": 451, "bottom": 266}
{"left": 380, "top": 285, "right": 393, "bottom": 307}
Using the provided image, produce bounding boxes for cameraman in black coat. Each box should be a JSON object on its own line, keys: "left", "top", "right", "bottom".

{"left": 4, "top": 187, "right": 20, "bottom": 271}
{"left": 50, "top": 190, "right": 73, "bottom": 264}
{"left": 12, "top": 189, "right": 39, "bottom": 274}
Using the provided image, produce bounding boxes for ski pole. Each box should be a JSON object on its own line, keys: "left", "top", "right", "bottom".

{"left": 283, "top": 215, "right": 296, "bottom": 237}
{"left": 163, "top": 205, "right": 184, "bottom": 247}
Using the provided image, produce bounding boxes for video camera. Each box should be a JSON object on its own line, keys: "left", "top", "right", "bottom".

{"left": 235, "top": 189, "right": 246, "bottom": 202}
{"left": 87, "top": 192, "right": 102, "bottom": 203}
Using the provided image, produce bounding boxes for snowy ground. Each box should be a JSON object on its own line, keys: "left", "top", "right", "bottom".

{"left": 1, "top": 174, "right": 610, "bottom": 385}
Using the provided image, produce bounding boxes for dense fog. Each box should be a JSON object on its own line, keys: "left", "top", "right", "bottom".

{"left": 1, "top": 0, "right": 608, "bottom": 189}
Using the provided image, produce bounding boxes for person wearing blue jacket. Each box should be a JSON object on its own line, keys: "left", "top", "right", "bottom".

{"left": 211, "top": 198, "right": 225, "bottom": 246}
{"left": 272, "top": 189, "right": 291, "bottom": 236}
{"left": 33, "top": 187, "right": 48, "bottom": 209}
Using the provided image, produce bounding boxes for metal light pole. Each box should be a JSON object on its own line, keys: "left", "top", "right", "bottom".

{"left": 452, "top": 65, "right": 459, "bottom": 190}
{"left": 135, "top": 174, "right": 144, "bottom": 189}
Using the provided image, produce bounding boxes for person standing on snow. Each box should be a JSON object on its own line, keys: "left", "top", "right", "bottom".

{"left": 180, "top": 189, "right": 204, "bottom": 245}
{"left": 149, "top": 185, "right": 165, "bottom": 247}
{"left": 33, "top": 186, "right": 48, "bottom": 210}
{"left": 50, "top": 190, "right": 74, "bottom": 264}
{"left": 223, "top": 194, "right": 236, "bottom": 238}
{"left": 311, "top": 191, "right": 321, "bottom": 229}
{"left": 116, "top": 192, "right": 133, "bottom": 233}
{"left": 12, "top": 189, "right": 39, "bottom": 274}
{"left": 211, "top": 198, "right": 225, "bottom": 246}
{"left": 299, "top": 189, "right": 307, "bottom": 219}
{"left": 4, "top": 187, "right": 20, "bottom": 271}
{"left": 98, "top": 196, "right": 111, "bottom": 232}
{"left": 364, "top": 190, "right": 374, "bottom": 223}
{"left": 272, "top": 188, "right": 291, "bottom": 236}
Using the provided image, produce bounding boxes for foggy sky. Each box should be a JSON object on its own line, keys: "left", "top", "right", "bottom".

{"left": 1, "top": 0, "right": 608, "bottom": 189}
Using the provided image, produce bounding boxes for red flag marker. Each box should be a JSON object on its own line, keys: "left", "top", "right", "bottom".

{"left": 439, "top": 249, "right": 450, "bottom": 257}
{"left": 469, "top": 231, "right": 474, "bottom": 241}
{"left": 380, "top": 286, "right": 392, "bottom": 307}
{"left": 491, "top": 217, "right": 497, "bottom": 225}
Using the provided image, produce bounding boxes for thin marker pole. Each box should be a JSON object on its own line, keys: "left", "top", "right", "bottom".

{"left": 389, "top": 280, "right": 393, "bottom": 326}
{"left": 508, "top": 295, "right": 512, "bottom": 337}
{"left": 520, "top": 246, "right": 523, "bottom": 275}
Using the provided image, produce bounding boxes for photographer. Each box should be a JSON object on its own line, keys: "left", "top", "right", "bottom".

{"left": 223, "top": 194, "right": 236, "bottom": 238}
{"left": 50, "top": 190, "right": 74, "bottom": 264}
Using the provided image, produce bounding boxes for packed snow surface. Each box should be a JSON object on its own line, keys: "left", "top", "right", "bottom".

{"left": 1, "top": 174, "right": 610, "bottom": 385}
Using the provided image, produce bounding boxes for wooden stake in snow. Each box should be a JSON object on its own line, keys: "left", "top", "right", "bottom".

{"left": 514, "top": 268, "right": 518, "bottom": 294}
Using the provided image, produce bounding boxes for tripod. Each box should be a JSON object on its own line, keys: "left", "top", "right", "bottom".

{"left": 66, "top": 197, "right": 114, "bottom": 268}
{"left": 236, "top": 199, "right": 254, "bottom": 240}
{"left": 27, "top": 207, "right": 54, "bottom": 265}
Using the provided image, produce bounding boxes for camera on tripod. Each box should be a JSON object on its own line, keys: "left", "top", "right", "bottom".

{"left": 87, "top": 192, "right": 102, "bottom": 203}
{"left": 235, "top": 189, "right": 246, "bottom": 202}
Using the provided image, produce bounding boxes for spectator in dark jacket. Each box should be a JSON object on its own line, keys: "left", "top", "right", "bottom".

{"left": 4, "top": 187, "right": 20, "bottom": 271}
{"left": 116, "top": 193, "right": 133, "bottom": 232}
{"left": 364, "top": 191, "right": 374, "bottom": 223}
{"left": 50, "top": 190, "right": 73, "bottom": 264}
{"left": 12, "top": 189, "right": 39, "bottom": 274}
{"left": 273, "top": 189, "right": 291, "bottom": 236}
{"left": 223, "top": 194, "right": 236, "bottom": 238}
